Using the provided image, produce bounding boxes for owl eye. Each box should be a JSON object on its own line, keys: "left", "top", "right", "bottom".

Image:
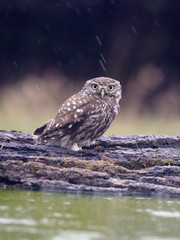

{"left": 108, "top": 85, "right": 115, "bottom": 91}
{"left": 91, "top": 83, "right": 99, "bottom": 90}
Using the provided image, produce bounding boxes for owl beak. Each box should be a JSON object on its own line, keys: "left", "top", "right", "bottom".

{"left": 101, "top": 89, "right": 105, "bottom": 98}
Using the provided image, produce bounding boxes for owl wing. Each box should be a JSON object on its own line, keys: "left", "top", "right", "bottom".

{"left": 34, "top": 93, "right": 98, "bottom": 142}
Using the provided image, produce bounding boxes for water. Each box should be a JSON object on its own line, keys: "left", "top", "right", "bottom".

{"left": 0, "top": 190, "right": 180, "bottom": 240}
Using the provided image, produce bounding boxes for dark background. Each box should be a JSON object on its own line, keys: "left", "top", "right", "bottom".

{"left": 0, "top": 0, "right": 180, "bottom": 119}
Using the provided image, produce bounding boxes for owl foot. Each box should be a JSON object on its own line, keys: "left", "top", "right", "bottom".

{"left": 71, "top": 143, "right": 82, "bottom": 151}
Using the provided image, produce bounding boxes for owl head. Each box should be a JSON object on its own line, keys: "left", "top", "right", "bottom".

{"left": 82, "top": 77, "right": 122, "bottom": 104}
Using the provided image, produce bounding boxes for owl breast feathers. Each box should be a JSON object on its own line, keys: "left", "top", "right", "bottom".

{"left": 33, "top": 77, "right": 122, "bottom": 151}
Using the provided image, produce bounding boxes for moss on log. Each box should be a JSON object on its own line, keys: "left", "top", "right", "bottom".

{"left": 0, "top": 130, "right": 180, "bottom": 197}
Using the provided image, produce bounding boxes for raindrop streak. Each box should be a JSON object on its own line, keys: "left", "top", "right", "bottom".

{"left": 75, "top": 7, "right": 81, "bottom": 15}
{"left": 96, "top": 36, "right": 102, "bottom": 46}
{"left": 45, "top": 25, "right": 51, "bottom": 31}
{"left": 66, "top": 1, "right": 72, "bottom": 8}
{"left": 131, "top": 25, "right": 137, "bottom": 34}
{"left": 87, "top": 7, "right": 92, "bottom": 13}
{"left": 110, "top": 0, "right": 115, "bottom": 5}
{"left": 13, "top": 60, "right": 18, "bottom": 68}
{"left": 69, "top": 59, "right": 74, "bottom": 65}
{"left": 155, "top": 20, "right": 160, "bottom": 27}
{"left": 100, "top": 53, "right": 106, "bottom": 63}
{"left": 56, "top": 3, "right": 60, "bottom": 8}
{"left": 57, "top": 61, "right": 61, "bottom": 67}
{"left": 99, "top": 60, "right": 106, "bottom": 72}
{"left": 54, "top": 49, "right": 58, "bottom": 54}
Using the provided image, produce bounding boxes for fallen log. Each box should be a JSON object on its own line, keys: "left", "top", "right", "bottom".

{"left": 0, "top": 130, "right": 180, "bottom": 197}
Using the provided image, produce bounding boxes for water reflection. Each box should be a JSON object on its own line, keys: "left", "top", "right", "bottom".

{"left": 0, "top": 190, "right": 180, "bottom": 240}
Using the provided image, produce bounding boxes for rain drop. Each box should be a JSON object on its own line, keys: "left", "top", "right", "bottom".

{"left": 66, "top": 1, "right": 72, "bottom": 8}
{"left": 56, "top": 3, "right": 60, "bottom": 8}
{"left": 155, "top": 20, "right": 160, "bottom": 27}
{"left": 45, "top": 25, "right": 51, "bottom": 31}
{"left": 110, "top": 0, "right": 115, "bottom": 5}
{"left": 69, "top": 59, "right": 74, "bottom": 65}
{"left": 54, "top": 48, "right": 58, "bottom": 54}
{"left": 96, "top": 36, "right": 102, "bottom": 46}
{"left": 13, "top": 60, "right": 18, "bottom": 68}
{"left": 75, "top": 7, "right": 81, "bottom": 15}
{"left": 100, "top": 53, "right": 106, "bottom": 63}
{"left": 87, "top": 7, "right": 92, "bottom": 13}
{"left": 131, "top": 25, "right": 137, "bottom": 34}
{"left": 99, "top": 59, "right": 106, "bottom": 72}
{"left": 22, "top": 7, "right": 26, "bottom": 12}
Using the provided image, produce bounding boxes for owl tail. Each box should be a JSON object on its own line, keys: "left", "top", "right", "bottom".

{"left": 33, "top": 119, "right": 54, "bottom": 144}
{"left": 33, "top": 122, "right": 48, "bottom": 135}
{"left": 34, "top": 119, "right": 54, "bottom": 135}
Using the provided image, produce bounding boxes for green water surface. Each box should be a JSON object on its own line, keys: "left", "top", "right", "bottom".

{"left": 0, "top": 189, "right": 180, "bottom": 240}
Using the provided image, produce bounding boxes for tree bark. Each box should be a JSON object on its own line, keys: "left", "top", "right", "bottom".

{"left": 0, "top": 130, "right": 180, "bottom": 197}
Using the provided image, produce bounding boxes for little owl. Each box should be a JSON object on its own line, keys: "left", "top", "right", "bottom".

{"left": 33, "top": 77, "right": 122, "bottom": 151}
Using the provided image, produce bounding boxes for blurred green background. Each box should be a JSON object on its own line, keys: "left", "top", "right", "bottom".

{"left": 0, "top": 0, "right": 179, "bottom": 135}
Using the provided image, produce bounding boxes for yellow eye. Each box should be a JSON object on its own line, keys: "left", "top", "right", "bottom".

{"left": 91, "top": 83, "right": 98, "bottom": 90}
{"left": 108, "top": 85, "right": 115, "bottom": 91}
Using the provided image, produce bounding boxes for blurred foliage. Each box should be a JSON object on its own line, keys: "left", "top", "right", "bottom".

{"left": 0, "top": 0, "right": 179, "bottom": 134}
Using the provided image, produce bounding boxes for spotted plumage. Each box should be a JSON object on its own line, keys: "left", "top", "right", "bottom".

{"left": 33, "top": 77, "right": 122, "bottom": 151}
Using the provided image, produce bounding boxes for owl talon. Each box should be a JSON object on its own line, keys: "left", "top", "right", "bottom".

{"left": 71, "top": 143, "right": 81, "bottom": 151}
